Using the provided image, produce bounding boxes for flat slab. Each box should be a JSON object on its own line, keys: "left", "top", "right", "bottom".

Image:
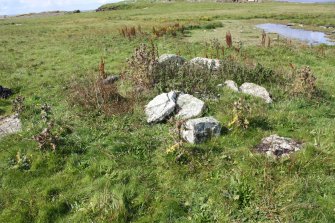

{"left": 0, "top": 114, "right": 21, "bottom": 138}
{"left": 255, "top": 135, "right": 302, "bottom": 157}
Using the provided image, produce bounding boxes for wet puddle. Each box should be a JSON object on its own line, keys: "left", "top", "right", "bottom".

{"left": 256, "top": 23, "right": 334, "bottom": 45}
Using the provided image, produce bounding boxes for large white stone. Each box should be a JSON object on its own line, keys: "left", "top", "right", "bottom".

{"left": 175, "top": 94, "right": 205, "bottom": 120}
{"left": 256, "top": 135, "right": 302, "bottom": 157}
{"left": 158, "top": 54, "right": 186, "bottom": 66}
{"left": 239, "top": 82, "right": 272, "bottom": 103}
{"left": 145, "top": 91, "right": 177, "bottom": 123}
{"left": 189, "top": 57, "right": 221, "bottom": 70}
{"left": 181, "top": 117, "right": 221, "bottom": 144}
{"left": 0, "top": 114, "right": 21, "bottom": 138}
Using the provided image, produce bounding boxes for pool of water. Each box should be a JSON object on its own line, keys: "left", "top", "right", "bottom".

{"left": 276, "top": 0, "right": 335, "bottom": 3}
{"left": 256, "top": 23, "right": 335, "bottom": 45}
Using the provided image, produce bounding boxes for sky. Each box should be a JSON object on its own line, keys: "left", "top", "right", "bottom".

{"left": 0, "top": 0, "right": 119, "bottom": 15}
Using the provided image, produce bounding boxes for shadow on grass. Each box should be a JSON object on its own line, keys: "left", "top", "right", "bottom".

{"left": 249, "top": 116, "right": 273, "bottom": 131}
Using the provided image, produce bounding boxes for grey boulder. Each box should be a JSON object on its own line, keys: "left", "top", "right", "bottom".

{"left": 158, "top": 54, "right": 186, "bottom": 66}
{"left": 145, "top": 91, "right": 177, "bottom": 123}
{"left": 239, "top": 82, "right": 272, "bottom": 103}
{"left": 175, "top": 93, "right": 205, "bottom": 120}
{"left": 256, "top": 135, "right": 302, "bottom": 157}
{"left": 189, "top": 57, "right": 221, "bottom": 70}
{"left": 0, "top": 114, "right": 21, "bottom": 138}
{"left": 181, "top": 117, "right": 221, "bottom": 144}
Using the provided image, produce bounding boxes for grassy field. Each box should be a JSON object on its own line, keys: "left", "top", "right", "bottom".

{"left": 1, "top": 1, "right": 335, "bottom": 222}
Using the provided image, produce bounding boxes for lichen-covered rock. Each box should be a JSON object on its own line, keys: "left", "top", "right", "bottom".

{"left": 256, "top": 135, "right": 302, "bottom": 157}
{"left": 175, "top": 94, "right": 205, "bottom": 120}
{"left": 224, "top": 80, "right": 239, "bottom": 92}
{"left": 189, "top": 57, "right": 221, "bottom": 70}
{"left": 239, "top": 82, "right": 272, "bottom": 103}
{"left": 145, "top": 91, "right": 177, "bottom": 123}
{"left": 181, "top": 117, "right": 221, "bottom": 144}
{"left": 0, "top": 114, "right": 21, "bottom": 138}
{"left": 158, "top": 54, "right": 186, "bottom": 66}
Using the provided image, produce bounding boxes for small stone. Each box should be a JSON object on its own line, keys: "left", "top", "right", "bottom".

{"left": 189, "top": 57, "right": 221, "bottom": 70}
{"left": 102, "top": 75, "right": 119, "bottom": 85}
{"left": 224, "top": 80, "right": 239, "bottom": 92}
{"left": 239, "top": 82, "right": 272, "bottom": 103}
{"left": 0, "top": 114, "right": 21, "bottom": 138}
{"left": 181, "top": 117, "right": 221, "bottom": 144}
{"left": 255, "top": 135, "right": 302, "bottom": 157}
{"left": 175, "top": 93, "right": 205, "bottom": 120}
{"left": 145, "top": 91, "right": 177, "bottom": 123}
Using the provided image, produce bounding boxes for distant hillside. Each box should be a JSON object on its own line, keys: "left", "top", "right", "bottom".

{"left": 97, "top": 0, "right": 243, "bottom": 11}
{"left": 97, "top": 1, "right": 148, "bottom": 11}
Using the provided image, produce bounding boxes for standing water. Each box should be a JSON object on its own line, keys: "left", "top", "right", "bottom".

{"left": 256, "top": 23, "right": 335, "bottom": 45}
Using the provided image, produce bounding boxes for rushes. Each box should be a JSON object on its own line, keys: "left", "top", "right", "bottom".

{"left": 99, "top": 57, "right": 106, "bottom": 79}
{"left": 261, "top": 31, "right": 271, "bottom": 47}
{"left": 226, "top": 31, "right": 232, "bottom": 48}
{"left": 119, "top": 26, "right": 142, "bottom": 39}
{"left": 119, "top": 23, "right": 185, "bottom": 39}
{"left": 261, "top": 30, "right": 266, "bottom": 46}
{"left": 152, "top": 23, "right": 184, "bottom": 38}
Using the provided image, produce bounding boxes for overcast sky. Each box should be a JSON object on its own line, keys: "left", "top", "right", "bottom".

{"left": 0, "top": 0, "right": 118, "bottom": 15}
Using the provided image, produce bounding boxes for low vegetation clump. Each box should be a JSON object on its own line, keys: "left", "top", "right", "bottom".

{"left": 69, "top": 74, "right": 133, "bottom": 116}
{"left": 291, "top": 66, "right": 318, "bottom": 98}
{"left": 228, "top": 98, "right": 251, "bottom": 129}
{"left": 124, "top": 42, "right": 159, "bottom": 92}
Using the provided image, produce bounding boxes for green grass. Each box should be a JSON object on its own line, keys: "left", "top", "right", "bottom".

{"left": 1, "top": 1, "right": 335, "bottom": 222}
